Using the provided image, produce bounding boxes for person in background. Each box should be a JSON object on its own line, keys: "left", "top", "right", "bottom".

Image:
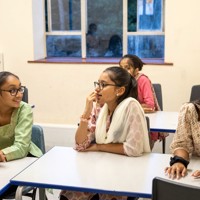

{"left": 86, "top": 23, "right": 100, "bottom": 57}
{"left": 104, "top": 34, "right": 122, "bottom": 57}
{"left": 60, "top": 66, "right": 150, "bottom": 200}
{"left": 0, "top": 71, "right": 43, "bottom": 199}
{"left": 119, "top": 54, "right": 167, "bottom": 148}
{"left": 165, "top": 99, "right": 200, "bottom": 179}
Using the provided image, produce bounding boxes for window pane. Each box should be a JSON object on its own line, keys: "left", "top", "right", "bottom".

{"left": 128, "top": 35, "right": 164, "bottom": 58}
{"left": 86, "top": 0, "right": 123, "bottom": 58}
{"left": 138, "top": 0, "right": 162, "bottom": 31}
{"left": 50, "top": 0, "right": 81, "bottom": 31}
{"left": 128, "top": 0, "right": 137, "bottom": 32}
{"left": 46, "top": 35, "right": 81, "bottom": 57}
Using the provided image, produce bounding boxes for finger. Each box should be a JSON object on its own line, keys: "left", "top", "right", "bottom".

{"left": 192, "top": 170, "right": 200, "bottom": 177}
{"left": 170, "top": 168, "right": 177, "bottom": 179}
{"left": 181, "top": 167, "right": 187, "bottom": 177}
{"left": 176, "top": 168, "right": 181, "bottom": 179}
{"left": 164, "top": 167, "right": 169, "bottom": 173}
{"left": 165, "top": 167, "right": 171, "bottom": 177}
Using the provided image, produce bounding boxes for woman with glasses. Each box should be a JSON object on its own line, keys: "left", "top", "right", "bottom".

{"left": 0, "top": 71, "right": 43, "bottom": 197}
{"left": 60, "top": 67, "right": 150, "bottom": 200}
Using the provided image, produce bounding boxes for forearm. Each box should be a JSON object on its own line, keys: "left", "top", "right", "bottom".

{"left": 75, "top": 119, "right": 90, "bottom": 144}
{"left": 97, "top": 143, "right": 125, "bottom": 155}
{"left": 174, "top": 149, "right": 189, "bottom": 161}
{"left": 76, "top": 92, "right": 96, "bottom": 144}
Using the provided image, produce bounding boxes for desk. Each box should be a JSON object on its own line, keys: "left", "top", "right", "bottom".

{"left": 146, "top": 111, "right": 179, "bottom": 133}
{"left": 11, "top": 146, "right": 200, "bottom": 199}
{"left": 0, "top": 157, "right": 36, "bottom": 195}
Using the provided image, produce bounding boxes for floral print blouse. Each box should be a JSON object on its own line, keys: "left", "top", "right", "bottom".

{"left": 170, "top": 102, "right": 200, "bottom": 157}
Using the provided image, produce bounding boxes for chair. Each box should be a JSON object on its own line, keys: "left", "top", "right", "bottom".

{"left": 22, "top": 125, "right": 46, "bottom": 200}
{"left": 152, "top": 84, "right": 166, "bottom": 154}
{"left": 22, "top": 87, "right": 28, "bottom": 103}
{"left": 190, "top": 85, "right": 200, "bottom": 102}
{"left": 145, "top": 116, "right": 152, "bottom": 150}
{"left": 152, "top": 177, "right": 200, "bottom": 200}
{"left": 31, "top": 125, "right": 46, "bottom": 154}
{"left": 3, "top": 125, "right": 46, "bottom": 200}
{"left": 152, "top": 83, "right": 163, "bottom": 111}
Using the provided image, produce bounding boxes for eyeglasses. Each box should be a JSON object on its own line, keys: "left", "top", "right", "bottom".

{"left": 0, "top": 86, "right": 25, "bottom": 96}
{"left": 94, "top": 82, "right": 119, "bottom": 90}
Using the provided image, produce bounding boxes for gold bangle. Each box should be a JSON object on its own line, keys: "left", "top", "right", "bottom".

{"left": 80, "top": 117, "right": 89, "bottom": 123}
{"left": 80, "top": 115, "right": 90, "bottom": 123}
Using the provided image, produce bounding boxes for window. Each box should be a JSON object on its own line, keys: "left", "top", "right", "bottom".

{"left": 45, "top": 0, "right": 164, "bottom": 59}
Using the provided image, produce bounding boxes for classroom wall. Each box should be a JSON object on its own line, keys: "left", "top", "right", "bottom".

{"left": 0, "top": 0, "right": 200, "bottom": 128}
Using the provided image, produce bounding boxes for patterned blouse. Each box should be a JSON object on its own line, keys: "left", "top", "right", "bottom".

{"left": 76, "top": 100, "right": 149, "bottom": 156}
{"left": 170, "top": 102, "right": 200, "bottom": 157}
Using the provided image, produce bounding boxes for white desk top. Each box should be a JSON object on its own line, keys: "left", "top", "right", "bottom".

{"left": 146, "top": 111, "right": 179, "bottom": 133}
{"left": 11, "top": 146, "right": 200, "bottom": 198}
{"left": 0, "top": 157, "right": 36, "bottom": 195}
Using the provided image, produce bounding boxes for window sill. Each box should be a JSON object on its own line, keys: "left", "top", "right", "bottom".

{"left": 28, "top": 57, "right": 173, "bottom": 66}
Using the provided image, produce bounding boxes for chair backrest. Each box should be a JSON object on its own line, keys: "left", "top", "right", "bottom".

{"left": 145, "top": 116, "right": 152, "bottom": 149}
{"left": 190, "top": 85, "right": 200, "bottom": 102}
{"left": 22, "top": 86, "right": 28, "bottom": 103}
{"left": 152, "top": 83, "right": 163, "bottom": 110}
{"left": 31, "top": 125, "right": 46, "bottom": 154}
{"left": 152, "top": 177, "right": 200, "bottom": 200}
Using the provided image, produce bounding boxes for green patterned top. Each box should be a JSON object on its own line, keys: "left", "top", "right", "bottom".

{"left": 0, "top": 101, "right": 43, "bottom": 161}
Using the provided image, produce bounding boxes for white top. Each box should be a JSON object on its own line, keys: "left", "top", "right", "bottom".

{"left": 11, "top": 146, "right": 200, "bottom": 198}
{"left": 146, "top": 111, "right": 179, "bottom": 133}
{"left": 0, "top": 157, "right": 37, "bottom": 195}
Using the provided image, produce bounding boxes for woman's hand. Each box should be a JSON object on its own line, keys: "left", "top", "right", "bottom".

{"left": 82, "top": 92, "right": 97, "bottom": 118}
{"left": 81, "top": 144, "right": 99, "bottom": 152}
{"left": 143, "top": 107, "right": 155, "bottom": 113}
{"left": 192, "top": 170, "right": 200, "bottom": 178}
{"left": 165, "top": 162, "right": 187, "bottom": 179}
{"left": 141, "top": 104, "right": 155, "bottom": 113}
{"left": 0, "top": 150, "right": 6, "bottom": 162}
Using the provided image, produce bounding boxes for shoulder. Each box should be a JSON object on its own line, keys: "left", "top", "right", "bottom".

{"left": 15, "top": 102, "right": 32, "bottom": 116}
{"left": 137, "top": 73, "right": 151, "bottom": 84}
{"left": 179, "top": 102, "right": 198, "bottom": 120}
{"left": 126, "top": 98, "right": 144, "bottom": 112}
{"left": 20, "top": 101, "right": 32, "bottom": 110}
{"left": 180, "top": 102, "right": 196, "bottom": 112}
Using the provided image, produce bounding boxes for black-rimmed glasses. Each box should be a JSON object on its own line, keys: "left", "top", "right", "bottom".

{"left": 94, "top": 82, "right": 119, "bottom": 90}
{"left": 0, "top": 86, "right": 25, "bottom": 96}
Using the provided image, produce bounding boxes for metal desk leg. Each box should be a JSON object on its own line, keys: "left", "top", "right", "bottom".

{"left": 39, "top": 188, "right": 46, "bottom": 200}
{"left": 15, "top": 186, "right": 24, "bottom": 200}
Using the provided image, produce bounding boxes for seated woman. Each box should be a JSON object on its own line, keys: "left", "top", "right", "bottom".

{"left": 0, "top": 71, "right": 43, "bottom": 198}
{"left": 119, "top": 54, "right": 167, "bottom": 148}
{"left": 60, "top": 66, "right": 150, "bottom": 200}
{"left": 165, "top": 99, "right": 200, "bottom": 179}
